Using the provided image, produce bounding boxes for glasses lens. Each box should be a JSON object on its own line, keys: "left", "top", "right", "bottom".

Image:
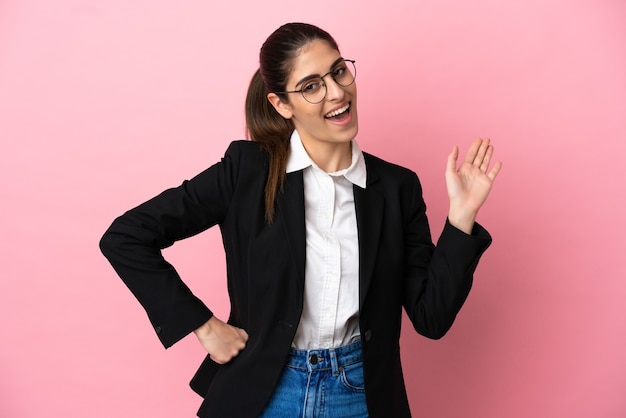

{"left": 333, "top": 60, "right": 356, "bottom": 87}
{"left": 302, "top": 78, "right": 325, "bottom": 104}
{"left": 301, "top": 60, "right": 357, "bottom": 104}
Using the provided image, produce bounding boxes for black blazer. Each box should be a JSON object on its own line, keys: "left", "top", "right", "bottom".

{"left": 100, "top": 140, "right": 492, "bottom": 417}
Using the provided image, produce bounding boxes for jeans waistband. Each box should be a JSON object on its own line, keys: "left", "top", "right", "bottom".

{"left": 286, "top": 340, "right": 363, "bottom": 375}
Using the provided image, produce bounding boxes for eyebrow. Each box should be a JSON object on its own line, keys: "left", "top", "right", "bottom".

{"left": 294, "top": 57, "right": 345, "bottom": 88}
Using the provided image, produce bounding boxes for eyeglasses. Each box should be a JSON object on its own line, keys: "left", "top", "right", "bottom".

{"left": 275, "top": 59, "right": 356, "bottom": 104}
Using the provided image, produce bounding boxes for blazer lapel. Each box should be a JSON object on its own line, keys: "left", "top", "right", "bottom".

{"left": 276, "top": 170, "right": 307, "bottom": 301}
{"left": 353, "top": 159, "right": 384, "bottom": 309}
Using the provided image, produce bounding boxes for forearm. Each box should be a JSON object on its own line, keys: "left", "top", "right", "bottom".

{"left": 100, "top": 221, "right": 214, "bottom": 347}
{"left": 404, "top": 220, "right": 492, "bottom": 339}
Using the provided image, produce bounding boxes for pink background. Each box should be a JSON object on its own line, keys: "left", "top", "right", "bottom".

{"left": 1, "top": 0, "right": 625, "bottom": 417}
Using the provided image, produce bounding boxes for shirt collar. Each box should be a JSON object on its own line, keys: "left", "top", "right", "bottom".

{"left": 286, "top": 130, "right": 367, "bottom": 188}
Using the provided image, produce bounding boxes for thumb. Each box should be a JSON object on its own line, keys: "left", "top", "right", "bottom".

{"left": 446, "top": 145, "right": 459, "bottom": 174}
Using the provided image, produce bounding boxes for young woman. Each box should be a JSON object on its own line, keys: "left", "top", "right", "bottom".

{"left": 100, "top": 22, "right": 501, "bottom": 418}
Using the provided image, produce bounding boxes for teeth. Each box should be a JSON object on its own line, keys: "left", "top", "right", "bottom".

{"left": 325, "top": 103, "right": 350, "bottom": 118}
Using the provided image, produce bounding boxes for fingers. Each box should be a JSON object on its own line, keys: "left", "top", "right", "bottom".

{"left": 464, "top": 138, "right": 484, "bottom": 165}
{"left": 479, "top": 143, "right": 493, "bottom": 172}
{"left": 464, "top": 138, "right": 500, "bottom": 175}
{"left": 455, "top": 138, "right": 501, "bottom": 179}
{"left": 487, "top": 161, "right": 503, "bottom": 181}
{"left": 472, "top": 138, "right": 490, "bottom": 167}
{"left": 474, "top": 138, "right": 501, "bottom": 180}
{"left": 237, "top": 327, "right": 249, "bottom": 342}
{"left": 220, "top": 326, "right": 248, "bottom": 360}
{"left": 209, "top": 328, "right": 248, "bottom": 364}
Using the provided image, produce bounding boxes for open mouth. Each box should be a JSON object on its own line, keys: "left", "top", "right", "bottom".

{"left": 324, "top": 103, "right": 350, "bottom": 120}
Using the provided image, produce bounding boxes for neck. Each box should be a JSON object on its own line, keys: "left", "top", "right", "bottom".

{"left": 301, "top": 140, "right": 352, "bottom": 173}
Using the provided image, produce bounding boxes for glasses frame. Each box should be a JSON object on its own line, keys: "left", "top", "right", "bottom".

{"left": 274, "top": 59, "right": 356, "bottom": 104}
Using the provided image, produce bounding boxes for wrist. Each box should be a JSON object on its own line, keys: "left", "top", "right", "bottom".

{"left": 193, "top": 316, "right": 216, "bottom": 337}
{"left": 447, "top": 208, "right": 477, "bottom": 235}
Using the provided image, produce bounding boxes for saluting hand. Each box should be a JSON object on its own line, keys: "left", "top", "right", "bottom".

{"left": 445, "top": 138, "right": 502, "bottom": 234}
{"left": 194, "top": 316, "right": 249, "bottom": 364}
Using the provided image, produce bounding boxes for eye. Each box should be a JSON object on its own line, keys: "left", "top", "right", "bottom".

{"left": 332, "top": 64, "right": 347, "bottom": 79}
{"left": 302, "top": 79, "right": 322, "bottom": 93}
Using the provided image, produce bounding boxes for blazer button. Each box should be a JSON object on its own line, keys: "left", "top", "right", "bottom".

{"left": 364, "top": 330, "right": 372, "bottom": 342}
{"left": 154, "top": 325, "right": 162, "bottom": 335}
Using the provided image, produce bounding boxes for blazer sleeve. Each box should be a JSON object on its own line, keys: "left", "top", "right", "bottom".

{"left": 402, "top": 173, "right": 492, "bottom": 339}
{"left": 99, "top": 141, "right": 243, "bottom": 348}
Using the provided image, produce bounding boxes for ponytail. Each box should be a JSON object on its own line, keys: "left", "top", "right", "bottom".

{"left": 246, "top": 23, "right": 340, "bottom": 222}
{"left": 245, "top": 69, "right": 293, "bottom": 223}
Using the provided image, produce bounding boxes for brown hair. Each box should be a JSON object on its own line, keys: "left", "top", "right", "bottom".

{"left": 245, "top": 23, "right": 339, "bottom": 222}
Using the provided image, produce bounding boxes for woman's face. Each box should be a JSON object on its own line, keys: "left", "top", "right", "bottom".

{"left": 269, "top": 39, "right": 358, "bottom": 150}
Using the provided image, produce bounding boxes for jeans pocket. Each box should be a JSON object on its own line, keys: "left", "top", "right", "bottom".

{"left": 339, "top": 361, "right": 366, "bottom": 392}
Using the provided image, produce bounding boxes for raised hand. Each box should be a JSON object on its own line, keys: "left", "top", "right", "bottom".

{"left": 445, "top": 138, "right": 502, "bottom": 234}
{"left": 193, "top": 316, "right": 249, "bottom": 364}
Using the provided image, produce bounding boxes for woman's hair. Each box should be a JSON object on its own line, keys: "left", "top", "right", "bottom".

{"left": 245, "top": 23, "right": 339, "bottom": 222}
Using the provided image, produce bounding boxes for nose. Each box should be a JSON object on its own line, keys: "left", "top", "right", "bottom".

{"left": 322, "top": 75, "right": 345, "bottom": 102}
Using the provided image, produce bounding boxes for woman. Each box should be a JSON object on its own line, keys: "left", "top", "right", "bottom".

{"left": 100, "top": 22, "right": 501, "bottom": 417}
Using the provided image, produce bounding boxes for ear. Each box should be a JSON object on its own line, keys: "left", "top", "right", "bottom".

{"left": 267, "top": 93, "right": 293, "bottom": 120}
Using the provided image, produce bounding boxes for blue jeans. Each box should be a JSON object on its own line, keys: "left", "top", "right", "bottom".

{"left": 259, "top": 340, "right": 369, "bottom": 418}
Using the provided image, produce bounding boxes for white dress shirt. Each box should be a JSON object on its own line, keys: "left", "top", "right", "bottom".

{"left": 286, "top": 130, "right": 367, "bottom": 349}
